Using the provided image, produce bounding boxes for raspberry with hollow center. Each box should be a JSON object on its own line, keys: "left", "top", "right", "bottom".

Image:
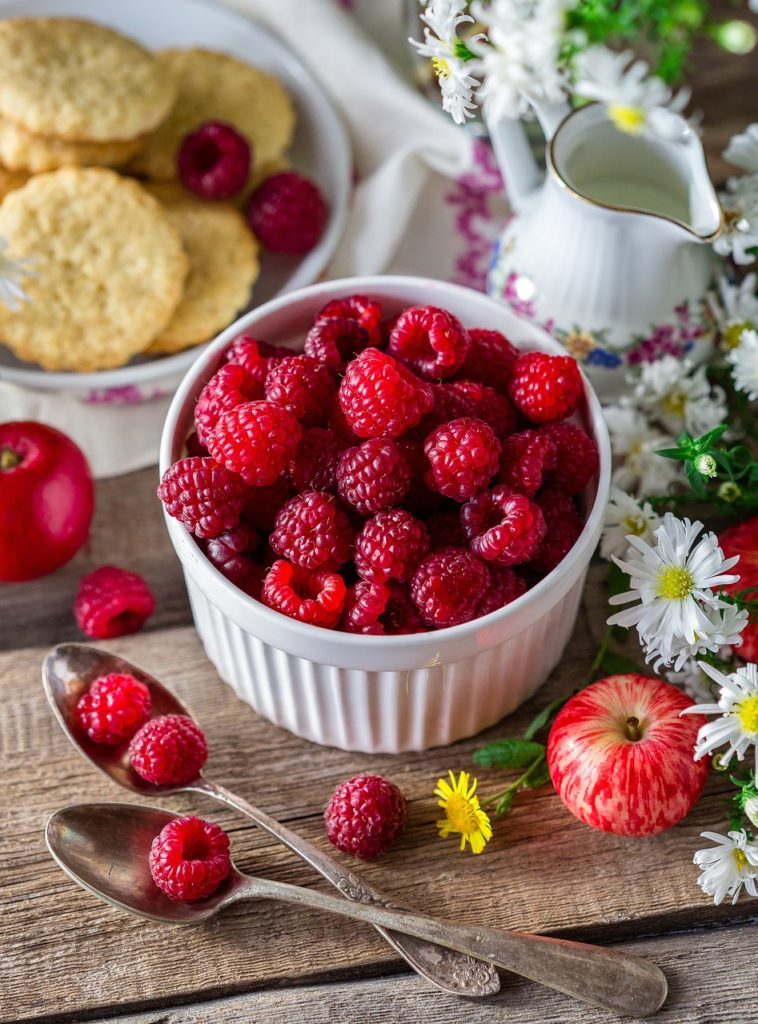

{"left": 531, "top": 489, "right": 585, "bottom": 574}
{"left": 424, "top": 417, "right": 501, "bottom": 502}
{"left": 262, "top": 559, "right": 346, "bottom": 628}
{"left": 498, "top": 430, "right": 557, "bottom": 497}
{"left": 208, "top": 400, "right": 301, "bottom": 486}
{"left": 410, "top": 547, "right": 490, "bottom": 628}
{"left": 195, "top": 363, "right": 264, "bottom": 446}
{"left": 508, "top": 352, "right": 583, "bottom": 424}
{"left": 203, "top": 523, "right": 259, "bottom": 586}
{"left": 246, "top": 171, "right": 328, "bottom": 254}
{"left": 337, "top": 438, "right": 412, "bottom": 516}
{"left": 289, "top": 427, "right": 347, "bottom": 493}
{"left": 539, "top": 421, "right": 599, "bottom": 495}
{"left": 388, "top": 305, "right": 470, "bottom": 380}
{"left": 178, "top": 121, "right": 251, "bottom": 200}
{"left": 449, "top": 381, "right": 518, "bottom": 439}
{"left": 316, "top": 295, "right": 383, "bottom": 347}
{"left": 342, "top": 580, "right": 424, "bottom": 635}
{"left": 265, "top": 354, "right": 336, "bottom": 427}
{"left": 149, "top": 816, "right": 231, "bottom": 902}
{"left": 76, "top": 673, "right": 152, "bottom": 746}
{"left": 324, "top": 774, "right": 407, "bottom": 859}
{"left": 129, "top": 714, "right": 208, "bottom": 786}
{"left": 461, "top": 485, "right": 547, "bottom": 567}
{"left": 354, "top": 509, "right": 430, "bottom": 584}
{"left": 75, "top": 566, "right": 156, "bottom": 640}
{"left": 271, "top": 491, "right": 355, "bottom": 570}
{"left": 457, "top": 328, "right": 519, "bottom": 393}
{"left": 338, "top": 348, "right": 434, "bottom": 439}
{"left": 476, "top": 566, "right": 527, "bottom": 616}
{"left": 158, "top": 456, "right": 247, "bottom": 539}
{"left": 225, "top": 335, "right": 291, "bottom": 388}
{"left": 304, "top": 316, "right": 372, "bottom": 371}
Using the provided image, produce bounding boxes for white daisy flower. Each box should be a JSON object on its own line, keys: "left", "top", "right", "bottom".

{"left": 715, "top": 174, "right": 758, "bottom": 266}
{"left": 410, "top": 0, "right": 482, "bottom": 124}
{"left": 603, "top": 402, "right": 680, "bottom": 497}
{"left": 683, "top": 662, "right": 758, "bottom": 766}
{"left": 572, "top": 46, "right": 690, "bottom": 139}
{"left": 744, "top": 795, "right": 758, "bottom": 830}
{"left": 667, "top": 657, "right": 719, "bottom": 703}
{"left": 0, "top": 235, "right": 33, "bottom": 311}
{"left": 693, "top": 829, "right": 758, "bottom": 905}
{"left": 723, "top": 123, "right": 758, "bottom": 174}
{"left": 632, "top": 355, "right": 728, "bottom": 438}
{"left": 708, "top": 273, "right": 758, "bottom": 351}
{"left": 727, "top": 327, "right": 758, "bottom": 402}
{"left": 607, "top": 513, "right": 740, "bottom": 665}
{"left": 600, "top": 487, "right": 661, "bottom": 561}
{"left": 647, "top": 602, "right": 749, "bottom": 672}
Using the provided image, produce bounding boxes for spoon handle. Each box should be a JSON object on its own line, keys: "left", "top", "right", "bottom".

{"left": 198, "top": 778, "right": 499, "bottom": 997}
{"left": 237, "top": 875, "right": 667, "bottom": 1019}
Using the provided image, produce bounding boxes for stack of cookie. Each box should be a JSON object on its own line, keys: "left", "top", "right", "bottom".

{"left": 0, "top": 17, "right": 296, "bottom": 372}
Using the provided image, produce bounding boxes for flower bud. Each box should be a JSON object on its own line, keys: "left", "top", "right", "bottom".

{"left": 695, "top": 453, "right": 717, "bottom": 478}
{"left": 744, "top": 794, "right": 758, "bottom": 830}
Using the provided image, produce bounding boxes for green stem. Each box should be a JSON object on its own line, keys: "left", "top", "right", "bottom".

{"left": 483, "top": 752, "right": 547, "bottom": 809}
{"left": 0, "top": 447, "right": 20, "bottom": 471}
{"left": 584, "top": 626, "right": 611, "bottom": 687}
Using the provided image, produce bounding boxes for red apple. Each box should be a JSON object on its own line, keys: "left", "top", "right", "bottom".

{"left": 547, "top": 674, "right": 709, "bottom": 837}
{"left": 0, "top": 421, "right": 94, "bottom": 582}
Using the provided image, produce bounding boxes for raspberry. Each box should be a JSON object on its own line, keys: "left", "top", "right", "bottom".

{"left": 461, "top": 486, "right": 547, "bottom": 567}
{"left": 178, "top": 121, "right": 251, "bottom": 200}
{"left": 265, "top": 354, "right": 336, "bottom": 426}
{"left": 341, "top": 580, "right": 424, "bottom": 634}
{"left": 457, "top": 328, "right": 519, "bottom": 393}
{"left": 338, "top": 348, "right": 433, "bottom": 439}
{"left": 242, "top": 477, "right": 294, "bottom": 532}
{"left": 413, "top": 382, "right": 478, "bottom": 438}
{"left": 246, "top": 171, "right": 328, "bottom": 254}
{"left": 203, "top": 523, "right": 260, "bottom": 586}
{"left": 424, "top": 417, "right": 501, "bottom": 502}
{"left": 225, "top": 335, "right": 291, "bottom": 387}
{"left": 425, "top": 508, "right": 466, "bottom": 549}
{"left": 531, "top": 490, "right": 584, "bottom": 574}
{"left": 737, "top": 620, "right": 758, "bottom": 662}
{"left": 158, "top": 456, "right": 247, "bottom": 538}
{"left": 328, "top": 394, "right": 361, "bottom": 443}
{"left": 354, "top": 509, "right": 430, "bottom": 584}
{"left": 271, "top": 491, "right": 354, "bottom": 570}
{"left": 337, "top": 438, "right": 412, "bottom": 516}
{"left": 208, "top": 400, "right": 301, "bottom": 486}
{"left": 388, "top": 305, "right": 470, "bottom": 380}
{"left": 195, "top": 363, "right": 264, "bottom": 446}
{"left": 410, "top": 547, "right": 490, "bottom": 628}
{"left": 185, "top": 431, "right": 208, "bottom": 458}
{"left": 498, "top": 430, "right": 557, "bottom": 497}
{"left": 304, "top": 316, "right": 372, "bottom": 370}
{"left": 396, "top": 439, "right": 443, "bottom": 516}
{"left": 508, "top": 352, "right": 583, "bottom": 424}
{"left": 539, "top": 422, "right": 599, "bottom": 495}
{"left": 476, "top": 566, "right": 527, "bottom": 616}
{"left": 262, "top": 559, "right": 346, "bottom": 628}
{"left": 129, "top": 714, "right": 208, "bottom": 786}
{"left": 449, "top": 380, "right": 518, "bottom": 439}
{"left": 289, "top": 427, "right": 347, "bottom": 493}
{"left": 316, "top": 294, "right": 383, "bottom": 347}
{"left": 324, "top": 774, "right": 407, "bottom": 859}
{"left": 75, "top": 566, "right": 155, "bottom": 639}
{"left": 149, "top": 816, "right": 231, "bottom": 902}
{"left": 76, "top": 673, "right": 151, "bottom": 746}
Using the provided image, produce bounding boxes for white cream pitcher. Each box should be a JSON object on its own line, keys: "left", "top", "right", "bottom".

{"left": 486, "top": 101, "right": 724, "bottom": 397}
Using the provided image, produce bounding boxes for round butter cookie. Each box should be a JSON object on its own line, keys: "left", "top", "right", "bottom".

{"left": 0, "top": 19, "right": 176, "bottom": 142}
{"left": 0, "top": 168, "right": 188, "bottom": 371}
{"left": 145, "top": 183, "right": 259, "bottom": 355}
{"left": 0, "top": 115, "right": 145, "bottom": 173}
{"left": 130, "top": 49, "right": 295, "bottom": 181}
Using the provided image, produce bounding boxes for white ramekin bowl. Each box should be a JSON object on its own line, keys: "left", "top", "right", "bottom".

{"left": 160, "top": 276, "right": 611, "bottom": 753}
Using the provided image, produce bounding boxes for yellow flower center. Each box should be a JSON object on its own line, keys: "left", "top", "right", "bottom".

{"left": 443, "top": 792, "right": 483, "bottom": 835}
{"left": 623, "top": 513, "right": 647, "bottom": 536}
{"left": 734, "top": 847, "right": 749, "bottom": 872}
{"left": 662, "top": 390, "right": 687, "bottom": 418}
{"left": 432, "top": 56, "right": 450, "bottom": 80}
{"left": 656, "top": 565, "right": 694, "bottom": 600}
{"left": 723, "top": 321, "right": 753, "bottom": 350}
{"left": 738, "top": 694, "right": 758, "bottom": 733}
{"left": 608, "top": 104, "right": 647, "bottom": 134}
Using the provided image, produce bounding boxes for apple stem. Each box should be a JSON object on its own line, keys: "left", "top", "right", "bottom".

{"left": 0, "top": 446, "right": 20, "bottom": 471}
{"left": 625, "top": 716, "right": 643, "bottom": 742}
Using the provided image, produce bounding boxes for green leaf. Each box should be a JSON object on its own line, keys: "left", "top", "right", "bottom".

{"left": 523, "top": 694, "right": 569, "bottom": 739}
{"left": 472, "top": 738, "right": 546, "bottom": 770}
{"left": 494, "top": 791, "right": 516, "bottom": 817}
{"left": 656, "top": 446, "right": 686, "bottom": 461}
{"left": 523, "top": 758, "right": 552, "bottom": 789}
{"left": 597, "top": 649, "right": 645, "bottom": 677}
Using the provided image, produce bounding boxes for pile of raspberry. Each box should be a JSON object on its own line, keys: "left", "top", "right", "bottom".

{"left": 159, "top": 296, "right": 598, "bottom": 634}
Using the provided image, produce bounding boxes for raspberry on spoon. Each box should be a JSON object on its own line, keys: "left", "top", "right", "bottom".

{"left": 178, "top": 121, "right": 251, "bottom": 200}
{"left": 76, "top": 672, "right": 151, "bottom": 746}
{"left": 129, "top": 713, "right": 208, "bottom": 786}
{"left": 149, "top": 815, "right": 231, "bottom": 901}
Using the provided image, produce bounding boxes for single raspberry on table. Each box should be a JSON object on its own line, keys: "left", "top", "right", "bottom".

{"left": 262, "top": 559, "right": 346, "bottom": 628}
{"left": 457, "top": 328, "right": 519, "bottom": 393}
{"left": 448, "top": 380, "right": 518, "bottom": 439}
{"left": 337, "top": 438, "right": 412, "bottom": 516}
{"left": 203, "top": 523, "right": 260, "bottom": 587}
{"left": 289, "top": 427, "right": 347, "bottom": 493}
{"left": 178, "top": 121, "right": 251, "bottom": 200}
{"left": 388, "top": 304, "right": 470, "bottom": 380}
{"left": 225, "top": 335, "right": 291, "bottom": 387}
{"left": 324, "top": 774, "right": 407, "bottom": 859}
{"left": 425, "top": 508, "right": 467, "bottom": 550}
{"left": 539, "top": 421, "right": 599, "bottom": 495}
{"left": 410, "top": 547, "right": 490, "bottom": 628}
{"left": 195, "top": 363, "right": 264, "bottom": 446}
{"left": 149, "top": 816, "right": 231, "bottom": 902}
{"left": 508, "top": 352, "right": 583, "bottom": 424}
{"left": 476, "top": 566, "right": 527, "bottom": 616}
{"left": 354, "top": 508, "right": 430, "bottom": 584}
{"left": 304, "top": 316, "right": 372, "bottom": 370}
{"left": 129, "top": 714, "right": 208, "bottom": 786}
{"left": 76, "top": 673, "right": 152, "bottom": 746}
{"left": 246, "top": 171, "right": 328, "bottom": 254}
{"left": 498, "top": 430, "right": 557, "bottom": 497}
{"left": 424, "top": 417, "right": 501, "bottom": 502}
{"left": 461, "top": 485, "right": 547, "bottom": 567}
{"left": 75, "top": 566, "right": 156, "bottom": 640}
{"left": 208, "top": 400, "right": 301, "bottom": 486}
{"left": 341, "top": 580, "right": 424, "bottom": 634}
{"left": 338, "top": 348, "right": 433, "bottom": 439}
{"left": 158, "top": 456, "right": 247, "bottom": 538}
{"left": 265, "top": 354, "right": 336, "bottom": 427}
{"left": 271, "top": 491, "right": 354, "bottom": 570}
{"left": 531, "top": 489, "right": 585, "bottom": 574}
{"left": 242, "top": 476, "right": 294, "bottom": 532}
{"left": 316, "top": 294, "right": 383, "bottom": 347}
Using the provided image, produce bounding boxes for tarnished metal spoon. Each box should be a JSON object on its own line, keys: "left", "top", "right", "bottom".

{"left": 46, "top": 802, "right": 668, "bottom": 1018}
{"left": 42, "top": 642, "right": 498, "bottom": 997}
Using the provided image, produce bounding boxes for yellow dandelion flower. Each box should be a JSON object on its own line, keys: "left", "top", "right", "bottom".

{"left": 434, "top": 770, "right": 492, "bottom": 855}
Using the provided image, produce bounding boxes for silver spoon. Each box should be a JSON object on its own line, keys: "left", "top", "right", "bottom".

{"left": 46, "top": 802, "right": 668, "bottom": 1018}
{"left": 42, "top": 642, "right": 498, "bottom": 997}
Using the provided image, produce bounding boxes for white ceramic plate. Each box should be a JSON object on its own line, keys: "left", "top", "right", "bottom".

{"left": 0, "top": 0, "right": 350, "bottom": 394}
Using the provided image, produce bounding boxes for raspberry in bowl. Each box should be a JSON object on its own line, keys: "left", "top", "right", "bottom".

{"left": 159, "top": 277, "right": 610, "bottom": 753}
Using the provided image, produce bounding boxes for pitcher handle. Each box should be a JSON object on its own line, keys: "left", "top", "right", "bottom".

{"left": 485, "top": 98, "right": 570, "bottom": 211}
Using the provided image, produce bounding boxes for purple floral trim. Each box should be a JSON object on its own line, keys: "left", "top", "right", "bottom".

{"left": 625, "top": 302, "right": 704, "bottom": 365}
{"left": 85, "top": 385, "right": 169, "bottom": 405}
{"left": 445, "top": 139, "right": 504, "bottom": 293}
